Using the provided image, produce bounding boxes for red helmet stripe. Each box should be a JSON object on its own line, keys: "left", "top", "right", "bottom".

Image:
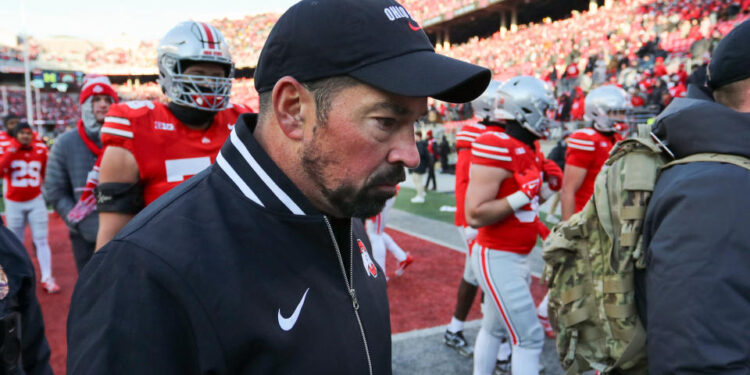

{"left": 201, "top": 22, "right": 216, "bottom": 49}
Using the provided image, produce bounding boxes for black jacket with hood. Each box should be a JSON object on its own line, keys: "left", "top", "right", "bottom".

{"left": 635, "top": 98, "right": 750, "bottom": 374}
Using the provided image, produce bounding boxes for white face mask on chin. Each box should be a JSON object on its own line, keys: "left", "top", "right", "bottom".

{"left": 81, "top": 97, "right": 101, "bottom": 135}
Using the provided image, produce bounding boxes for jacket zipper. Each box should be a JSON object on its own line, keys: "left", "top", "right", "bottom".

{"left": 323, "top": 216, "right": 374, "bottom": 375}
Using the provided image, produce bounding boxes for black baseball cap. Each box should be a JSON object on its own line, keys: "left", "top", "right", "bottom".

{"left": 254, "top": 0, "right": 491, "bottom": 103}
{"left": 708, "top": 19, "right": 750, "bottom": 90}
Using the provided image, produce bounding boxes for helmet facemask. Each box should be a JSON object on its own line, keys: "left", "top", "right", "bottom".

{"left": 159, "top": 55, "right": 233, "bottom": 112}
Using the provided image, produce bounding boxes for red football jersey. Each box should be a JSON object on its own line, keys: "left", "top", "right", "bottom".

{"left": 0, "top": 130, "right": 45, "bottom": 149}
{"left": 470, "top": 131, "right": 543, "bottom": 254}
{"left": 0, "top": 140, "right": 47, "bottom": 202}
{"left": 565, "top": 128, "right": 622, "bottom": 213}
{"left": 101, "top": 100, "right": 250, "bottom": 205}
{"left": 454, "top": 122, "right": 488, "bottom": 227}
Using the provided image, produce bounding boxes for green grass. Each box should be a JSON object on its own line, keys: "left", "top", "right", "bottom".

{"left": 393, "top": 187, "right": 457, "bottom": 224}
{"left": 394, "top": 186, "right": 561, "bottom": 248}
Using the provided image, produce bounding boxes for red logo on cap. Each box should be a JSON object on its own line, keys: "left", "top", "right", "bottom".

{"left": 408, "top": 21, "right": 422, "bottom": 31}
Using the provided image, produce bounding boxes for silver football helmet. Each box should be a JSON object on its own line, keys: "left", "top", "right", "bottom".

{"left": 157, "top": 21, "right": 234, "bottom": 111}
{"left": 496, "top": 76, "right": 556, "bottom": 138}
{"left": 585, "top": 85, "right": 631, "bottom": 132}
{"left": 471, "top": 80, "right": 502, "bottom": 122}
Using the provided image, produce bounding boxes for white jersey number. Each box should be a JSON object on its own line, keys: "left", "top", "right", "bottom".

{"left": 10, "top": 160, "right": 42, "bottom": 187}
{"left": 165, "top": 157, "right": 211, "bottom": 183}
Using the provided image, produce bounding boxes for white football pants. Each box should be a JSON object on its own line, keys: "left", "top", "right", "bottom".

{"left": 471, "top": 243, "right": 543, "bottom": 375}
{"left": 5, "top": 195, "right": 53, "bottom": 282}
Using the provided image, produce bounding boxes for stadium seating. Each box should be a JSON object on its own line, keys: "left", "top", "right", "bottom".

{"left": 113, "top": 78, "right": 260, "bottom": 112}
{"left": 1, "top": 88, "right": 79, "bottom": 126}
{"left": 2, "top": 0, "right": 749, "bottom": 128}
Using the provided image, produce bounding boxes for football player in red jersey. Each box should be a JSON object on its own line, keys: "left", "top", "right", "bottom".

{"left": 444, "top": 81, "right": 502, "bottom": 357}
{"left": 0, "top": 114, "right": 20, "bottom": 142}
{"left": 465, "top": 76, "right": 557, "bottom": 375}
{"left": 560, "top": 85, "right": 627, "bottom": 221}
{"left": 0, "top": 115, "right": 47, "bottom": 149}
{"left": 94, "top": 21, "right": 250, "bottom": 250}
{"left": 0, "top": 122, "right": 59, "bottom": 293}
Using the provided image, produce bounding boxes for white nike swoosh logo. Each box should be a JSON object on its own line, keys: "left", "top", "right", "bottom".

{"left": 277, "top": 288, "right": 310, "bottom": 331}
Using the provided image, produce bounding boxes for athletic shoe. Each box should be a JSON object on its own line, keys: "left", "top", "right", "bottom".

{"left": 410, "top": 196, "right": 425, "bottom": 203}
{"left": 395, "top": 253, "right": 414, "bottom": 276}
{"left": 538, "top": 314, "right": 555, "bottom": 339}
{"left": 493, "top": 357, "right": 511, "bottom": 375}
{"left": 41, "top": 279, "right": 61, "bottom": 294}
{"left": 443, "top": 330, "right": 473, "bottom": 357}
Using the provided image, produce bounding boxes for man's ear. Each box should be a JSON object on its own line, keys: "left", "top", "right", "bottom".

{"left": 272, "top": 76, "right": 312, "bottom": 140}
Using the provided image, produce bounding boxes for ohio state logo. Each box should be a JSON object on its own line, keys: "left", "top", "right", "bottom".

{"left": 357, "top": 239, "right": 378, "bottom": 278}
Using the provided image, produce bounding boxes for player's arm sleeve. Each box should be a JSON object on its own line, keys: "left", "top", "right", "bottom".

{"left": 640, "top": 164, "right": 750, "bottom": 374}
{"left": 100, "top": 104, "right": 136, "bottom": 152}
{"left": 564, "top": 133, "right": 595, "bottom": 169}
{"left": 42, "top": 138, "right": 76, "bottom": 222}
{"left": 67, "top": 241, "right": 201, "bottom": 375}
{"left": 470, "top": 134, "right": 514, "bottom": 171}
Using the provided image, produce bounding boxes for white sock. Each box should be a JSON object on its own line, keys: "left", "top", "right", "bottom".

{"left": 384, "top": 233, "right": 407, "bottom": 262}
{"left": 537, "top": 293, "right": 549, "bottom": 318}
{"left": 511, "top": 345, "right": 542, "bottom": 375}
{"left": 448, "top": 316, "right": 464, "bottom": 333}
{"left": 34, "top": 239, "right": 53, "bottom": 282}
{"left": 473, "top": 328, "right": 503, "bottom": 375}
{"left": 497, "top": 339, "right": 512, "bottom": 362}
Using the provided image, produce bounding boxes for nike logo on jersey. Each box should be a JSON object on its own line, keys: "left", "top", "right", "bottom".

{"left": 278, "top": 288, "right": 310, "bottom": 331}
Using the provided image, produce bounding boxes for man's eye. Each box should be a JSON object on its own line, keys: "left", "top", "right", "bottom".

{"left": 375, "top": 118, "right": 397, "bottom": 130}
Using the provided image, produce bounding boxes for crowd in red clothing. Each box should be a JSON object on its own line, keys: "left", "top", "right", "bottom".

{"left": 211, "top": 13, "right": 280, "bottom": 70}
{"left": 3, "top": 0, "right": 750, "bottom": 128}
{"left": 0, "top": 88, "right": 79, "bottom": 126}
{"left": 112, "top": 78, "right": 260, "bottom": 112}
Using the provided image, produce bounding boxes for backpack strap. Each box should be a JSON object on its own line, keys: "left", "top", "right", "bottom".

{"left": 661, "top": 153, "right": 750, "bottom": 172}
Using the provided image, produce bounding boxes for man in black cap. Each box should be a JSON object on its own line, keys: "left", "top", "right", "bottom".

{"left": 635, "top": 19, "right": 750, "bottom": 374}
{"left": 66, "top": 0, "right": 491, "bottom": 373}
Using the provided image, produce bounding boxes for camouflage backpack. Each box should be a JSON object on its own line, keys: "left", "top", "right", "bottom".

{"left": 542, "top": 124, "right": 750, "bottom": 374}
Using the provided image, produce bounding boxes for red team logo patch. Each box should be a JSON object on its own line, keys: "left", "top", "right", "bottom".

{"left": 357, "top": 239, "right": 378, "bottom": 278}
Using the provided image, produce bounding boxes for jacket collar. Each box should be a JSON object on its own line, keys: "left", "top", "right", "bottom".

{"left": 215, "top": 114, "right": 320, "bottom": 216}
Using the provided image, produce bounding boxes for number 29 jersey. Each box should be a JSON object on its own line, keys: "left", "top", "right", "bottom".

{"left": 101, "top": 100, "right": 250, "bottom": 205}
{"left": 0, "top": 142, "right": 48, "bottom": 202}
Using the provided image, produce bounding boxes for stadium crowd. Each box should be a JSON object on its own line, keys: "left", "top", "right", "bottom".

{"left": 0, "top": 88, "right": 80, "bottom": 126}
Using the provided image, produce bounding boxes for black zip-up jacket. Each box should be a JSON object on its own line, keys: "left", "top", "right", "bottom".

{"left": 67, "top": 114, "right": 392, "bottom": 374}
{"left": 635, "top": 98, "right": 750, "bottom": 374}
